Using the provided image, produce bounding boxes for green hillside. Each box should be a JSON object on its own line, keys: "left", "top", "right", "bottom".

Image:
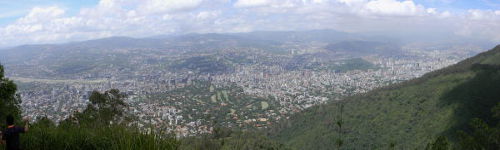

{"left": 272, "top": 45, "right": 500, "bottom": 149}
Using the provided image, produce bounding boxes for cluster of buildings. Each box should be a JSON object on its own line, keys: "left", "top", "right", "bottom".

{"left": 15, "top": 46, "right": 475, "bottom": 136}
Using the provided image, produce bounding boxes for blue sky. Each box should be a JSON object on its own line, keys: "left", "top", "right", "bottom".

{"left": 0, "top": 0, "right": 499, "bottom": 46}
{"left": 0, "top": 0, "right": 98, "bottom": 25}
{"left": 416, "top": 0, "right": 499, "bottom": 9}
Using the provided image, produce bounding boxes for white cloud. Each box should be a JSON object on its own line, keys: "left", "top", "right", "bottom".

{"left": 0, "top": 0, "right": 209, "bottom": 46}
{"left": 338, "top": 0, "right": 365, "bottom": 6}
{"left": 468, "top": 9, "right": 486, "bottom": 20}
{"left": 0, "top": 0, "right": 500, "bottom": 46}
{"left": 234, "top": 0, "right": 271, "bottom": 8}
{"left": 455, "top": 9, "right": 500, "bottom": 42}
{"left": 18, "top": 6, "right": 65, "bottom": 24}
{"left": 1, "top": 6, "right": 67, "bottom": 38}
{"left": 363, "top": 0, "right": 423, "bottom": 16}
{"left": 467, "top": 9, "right": 500, "bottom": 20}
{"left": 440, "top": 11, "right": 451, "bottom": 18}
{"left": 138, "top": 0, "right": 203, "bottom": 14}
{"left": 196, "top": 11, "right": 220, "bottom": 20}
{"left": 335, "top": 0, "right": 433, "bottom": 17}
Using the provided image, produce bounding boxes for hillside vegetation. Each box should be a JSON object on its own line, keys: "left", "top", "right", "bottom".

{"left": 272, "top": 45, "right": 500, "bottom": 149}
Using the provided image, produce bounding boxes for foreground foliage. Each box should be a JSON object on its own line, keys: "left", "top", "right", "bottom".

{"left": 16, "top": 89, "right": 180, "bottom": 150}
{"left": 22, "top": 120, "right": 179, "bottom": 150}
{"left": 0, "top": 65, "right": 22, "bottom": 127}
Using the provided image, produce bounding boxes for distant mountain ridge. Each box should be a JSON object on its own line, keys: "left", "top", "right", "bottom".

{"left": 0, "top": 30, "right": 396, "bottom": 79}
{"left": 1, "top": 29, "right": 487, "bottom": 63}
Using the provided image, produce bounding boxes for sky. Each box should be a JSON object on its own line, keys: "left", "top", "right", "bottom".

{"left": 0, "top": 0, "right": 499, "bottom": 47}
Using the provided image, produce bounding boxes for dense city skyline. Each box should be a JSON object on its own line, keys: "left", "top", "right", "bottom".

{"left": 0, "top": 31, "right": 483, "bottom": 135}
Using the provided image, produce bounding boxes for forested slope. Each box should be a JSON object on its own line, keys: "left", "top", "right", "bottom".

{"left": 272, "top": 45, "right": 500, "bottom": 149}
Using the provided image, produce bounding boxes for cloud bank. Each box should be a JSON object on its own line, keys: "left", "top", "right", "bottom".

{"left": 0, "top": 0, "right": 499, "bottom": 46}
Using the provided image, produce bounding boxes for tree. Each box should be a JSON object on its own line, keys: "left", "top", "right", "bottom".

{"left": 70, "top": 89, "right": 130, "bottom": 127}
{"left": 456, "top": 102, "right": 500, "bottom": 150}
{"left": 425, "top": 136, "right": 450, "bottom": 150}
{"left": 0, "top": 64, "right": 22, "bottom": 126}
{"left": 335, "top": 103, "right": 344, "bottom": 149}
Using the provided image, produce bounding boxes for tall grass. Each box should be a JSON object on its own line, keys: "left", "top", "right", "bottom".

{"left": 20, "top": 124, "right": 179, "bottom": 150}
{"left": 14, "top": 124, "right": 287, "bottom": 150}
